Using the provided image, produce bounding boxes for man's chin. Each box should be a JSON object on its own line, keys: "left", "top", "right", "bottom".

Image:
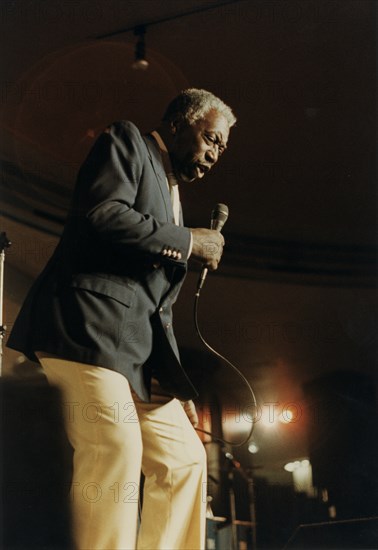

{"left": 176, "top": 171, "right": 197, "bottom": 183}
{"left": 177, "top": 167, "right": 204, "bottom": 183}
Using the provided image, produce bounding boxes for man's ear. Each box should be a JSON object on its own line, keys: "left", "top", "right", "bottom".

{"left": 170, "top": 115, "right": 185, "bottom": 135}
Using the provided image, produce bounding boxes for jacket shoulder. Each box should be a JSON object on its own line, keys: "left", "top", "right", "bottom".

{"left": 105, "top": 120, "right": 144, "bottom": 143}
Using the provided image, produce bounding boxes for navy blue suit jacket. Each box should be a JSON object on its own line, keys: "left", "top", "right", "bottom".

{"left": 8, "top": 121, "right": 198, "bottom": 402}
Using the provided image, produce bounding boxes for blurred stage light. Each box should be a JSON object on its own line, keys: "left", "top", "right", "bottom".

{"left": 248, "top": 441, "right": 259, "bottom": 454}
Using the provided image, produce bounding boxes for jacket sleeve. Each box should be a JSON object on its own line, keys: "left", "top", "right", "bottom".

{"left": 72, "top": 121, "right": 191, "bottom": 267}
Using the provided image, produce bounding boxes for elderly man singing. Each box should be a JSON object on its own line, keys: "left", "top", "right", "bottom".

{"left": 8, "top": 88, "right": 236, "bottom": 549}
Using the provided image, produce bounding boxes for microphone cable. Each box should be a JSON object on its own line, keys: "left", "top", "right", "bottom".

{"left": 193, "top": 284, "right": 258, "bottom": 447}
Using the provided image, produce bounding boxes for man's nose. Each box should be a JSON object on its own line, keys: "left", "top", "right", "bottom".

{"left": 205, "top": 147, "right": 218, "bottom": 164}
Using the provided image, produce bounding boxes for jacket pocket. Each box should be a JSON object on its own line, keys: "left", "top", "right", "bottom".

{"left": 70, "top": 274, "right": 136, "bottom": 307}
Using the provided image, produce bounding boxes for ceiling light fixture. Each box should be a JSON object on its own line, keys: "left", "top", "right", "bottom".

{"left": 132, "top": 25, "right": 149, "bottom": 70}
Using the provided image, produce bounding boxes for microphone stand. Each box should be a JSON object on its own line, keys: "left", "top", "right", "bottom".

{"left": 0, "top": 232, "right": 11, "bottom": 377}
{"left": 246, "top": 467, "right": 257, "bottom": 550}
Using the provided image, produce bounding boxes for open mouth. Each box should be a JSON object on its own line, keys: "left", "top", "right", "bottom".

{"left": 196, "top": 164, "right": 210, "bottom": 177}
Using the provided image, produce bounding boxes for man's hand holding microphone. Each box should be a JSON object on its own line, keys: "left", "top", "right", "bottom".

{"left": 190, "top": 228, "right": 225, "bottom": 271}
{"left": 190, "top": 203, "right": 229, "bottom": 293}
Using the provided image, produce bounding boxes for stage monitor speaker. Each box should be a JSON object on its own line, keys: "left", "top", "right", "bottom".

{"left": 1, "top": 377, "right": 73, "bottom": 549}
{"left": 284, "top": 517, "right": 378, "bottom": 549}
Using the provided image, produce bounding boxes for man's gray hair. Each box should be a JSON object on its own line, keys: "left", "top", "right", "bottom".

{"left": 163, "top": 88, "right": 236, "bottom": 128}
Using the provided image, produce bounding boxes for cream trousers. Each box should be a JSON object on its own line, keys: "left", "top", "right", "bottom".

{"left": 36, "top": 353, "right": 207, "bottom": 550}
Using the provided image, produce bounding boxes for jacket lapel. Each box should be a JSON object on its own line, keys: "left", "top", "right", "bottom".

{"left": 142, "top": 134, "right": 175, "bottom": 223}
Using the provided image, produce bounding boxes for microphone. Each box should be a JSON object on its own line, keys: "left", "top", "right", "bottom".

{"left": 210, "top": 203, "right": 229, "bottom": 232}
{"left": 196, "top": 203, "right": 229, "bottom": 294}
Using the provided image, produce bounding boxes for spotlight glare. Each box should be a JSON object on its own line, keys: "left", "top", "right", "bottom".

{"left": 280, "top": 409, "right": 294, "bottom": 423}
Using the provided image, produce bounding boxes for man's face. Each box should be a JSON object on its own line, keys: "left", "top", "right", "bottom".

{"left": 169, "top": 109, "right": 230, "bottom": 183}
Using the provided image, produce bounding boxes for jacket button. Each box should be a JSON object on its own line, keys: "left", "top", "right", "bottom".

{"left": 165, "top": 323, "right": 171, "bottom": 329}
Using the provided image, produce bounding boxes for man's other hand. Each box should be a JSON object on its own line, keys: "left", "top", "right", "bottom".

{"left": 182, "top": 400, "right": 199, "bottom": 427}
